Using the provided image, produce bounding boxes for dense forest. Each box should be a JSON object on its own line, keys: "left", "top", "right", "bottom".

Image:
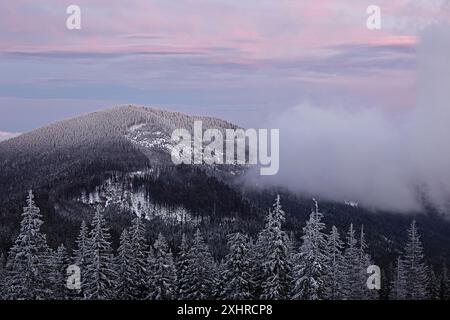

{"left": 0, "top": 190, "right": 448, "bottom": 300}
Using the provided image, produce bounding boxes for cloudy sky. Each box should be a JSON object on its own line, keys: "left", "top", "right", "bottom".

{"left": 1, "top": 0, "right": 447, "bottom": 133}
{"left": 1, "top": 1, "right": 449, "bottom": 212}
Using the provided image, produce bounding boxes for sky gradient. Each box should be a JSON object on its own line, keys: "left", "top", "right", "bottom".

{"left": 0, "top": 0, "right": 448, "bottom": 133}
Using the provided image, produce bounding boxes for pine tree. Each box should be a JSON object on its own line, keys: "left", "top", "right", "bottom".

{"left": 390, "top": 257, "right": 407, "bottom": 300}
{"left": 129, "top": 215, "right": 149, "bottom": 299}
{"left": 51, "top": 244, "right": 70, "bottom": 300}
{"left": 259, "top": 195, "right": 292, "bottom": 300}
{"left": 323, "top": 226, "right": 345, "bottom": 300}
{"left": 176, "top": 234, "right": 191, "bottom": 299}
{"left": 84, "top": 207, "right": 117, "bottom": 300}
{"left": 148, "top": 233, "right": 177, "bottom": 300}
{"left": 292, "top": 199, "right": 327, "bottom": 300}
{"left": 114, "top": 228, "right": 135, "bottom": 300}
{"left": 341, "top": 223, "right": 361, "bottom": 300}
{"left": 183, "top": 229, "right": 216, "bottom": 300}
{"left": 4, "top": 190, "right": 53, "bottom": 299}
{"left": 403, "top": 220, "right": 428, "bottom": 300}
{"left": 221, "top": 233, "right": 254, "bottom": 300}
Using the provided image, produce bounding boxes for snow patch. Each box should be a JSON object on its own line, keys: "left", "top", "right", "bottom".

{"left": 75, "top": 172, "right": 199, "bottom": 225}
{"left": 344, "top": 201, "right": 359, "bottom": 208}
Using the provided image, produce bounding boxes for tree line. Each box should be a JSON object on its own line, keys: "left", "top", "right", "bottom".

{"left": 0, "top": 191, "right": 448, "bottom": 300}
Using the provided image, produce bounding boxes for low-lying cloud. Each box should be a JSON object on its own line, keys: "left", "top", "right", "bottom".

{"left": 256, "top": 24, "right": 450, "bottom": 214}
{"left": 0, "top": 131, "right": 20, "bottom": 142}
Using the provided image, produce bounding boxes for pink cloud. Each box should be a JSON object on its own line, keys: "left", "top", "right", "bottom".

{"left": 1, "top": 1, "right": 432, "bottom": 58}
{"left": 0, "top": 131, "right": 21, "bottom": 141}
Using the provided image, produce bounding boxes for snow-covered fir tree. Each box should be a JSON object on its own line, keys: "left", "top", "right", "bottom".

{"left": 357, "top": 226, "right": 377, "bottom": 299}
{"left": 258, "top": 195, "right": 292, "bottom": 300}
{"left": 221, "top": 233, "right": 254, "bottom": 300}
{"left": 427, "top": 267, "right": 440, "bottom": 300}
{"left": 114, "top": 228, "right": 136, "bottom": 300}
{"left": 323, "top": 225, "right": 345, "bottom": 300}
{"left": 0, "top": 253, "right": 6, "bottom": 298}
{"left": 129, "top": 214, "right": 149, "bottom": 299}
{"left": 440, "top": 263, "right": 449, "bottom": 300}
{"left": 292, "top": 199, "right": 327, "bottom": 300}
{"left": 182, "top": 229, "right": 216, "bottom": 300}
{"left": 4, "top": 190, "right": 53, "bottom": 299}
{"left": 72, "top": 220, "right": 89, "bottom": 298}
{"left": 402, "top": 220, "right": 429, "bottom": 300}
{"left": 390, "top": 257, "right": 407, "bottom": 300}
{"left": 84, "top": 206, "right": 117, "bottom": 300}
{"left": 148, "top": 233, "right": 177, "bottom": 300}
{"left": 341, "top": 223, "right": 361, "bottom": 299}
{"left": 73, "top": 221, "right": 89, "bottom": 268}
{"left": 176, "top": 234, "right": 191, "bottom": 299}
{"left": 213, "top": 259, "right": 227, "bottom": 299}
{"left": 51, "top": 244, "right": 70, "bottom": 300}
{"left": 252, "top": 224, "right": 270, "bottom": 298}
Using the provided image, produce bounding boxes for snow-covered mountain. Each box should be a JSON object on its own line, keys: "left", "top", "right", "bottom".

{"left": 0, "top": 105, "right": 449, "bottom": 268}
{"left": 0, "top": 105, "right": 242, "bottom": 194}
{"left": 0, "top": 105, "right": 236, "bottom": 159}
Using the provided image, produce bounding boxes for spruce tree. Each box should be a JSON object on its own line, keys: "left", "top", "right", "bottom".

{"left": 72, "top": 220, "right": 89, "bottom": 298}
{"left": 259, "top": 195, "right": 292, "bottom": 300}
{"left": 403, "top": 220, "right": 428, "bottom": 300}
{"left": 4, "top": 190, "right": 53, "bottom": 299}
{"left": 390, "top": 257, "right": 407, "bottom": 300}
{"left": 183, "top": 229, "right": 216, "bottom": 300}
{"left": 357, "top": 226, "right": 377, "bottom": 299}
{"left": 427, "top": 267, "right": 440, "bottom": 300}
{"left": 292, "top": 199, "right": 327, "bottom": 300}
{"left": 342, "top": 224, "right": 361, "bottom": 299}
{"left": 51, "top": 244, "right": 70, "bottom": 300}
{"left": 84, "top": 207, "right": 117, "bottom": 300}
{"left": 0, "top": 253, "right": 6, "bottom": 299}
{"left": 323, "top": 226, "right": 345, "bottom": 300}
{"left": 440, "top": 263, "right": 449, "bottom": 300}
{"left": 176, "top": 234, "right": 191, "bottom": 299}
{"left": 115, "top": 228, "right": 135, "bottom": 300}
{"left": 73, "top": 220, "right": 89, "bottom": 269}
{"left": 129, "top": 215, "right": 149, "bottom": 299}
{"left": 221, "top": 233, "right": 254, "bottom": 300}
{"left": 252, "top": 220, "right": 271, "bottom": 298}
{"left": 214, "top": 259, "right": 227, "bottom": 299}
{"left": 148, "top": 233, "right": 177, "bottom": 300}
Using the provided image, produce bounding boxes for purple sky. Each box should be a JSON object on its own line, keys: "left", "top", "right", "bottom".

{"left": 0, "top": 0, "right": 448, "bottom": 133}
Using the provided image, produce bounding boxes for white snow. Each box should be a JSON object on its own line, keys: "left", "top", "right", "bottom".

{"left": 344, "top": 201, "right": 359, "bottom": 207}
{"left": 75, "top": 172, "right": 199, "bottom": 226}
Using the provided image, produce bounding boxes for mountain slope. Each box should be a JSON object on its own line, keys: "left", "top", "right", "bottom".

{"left": 0, "top": 105, "right": 449, "bottom": 268}
{"left": 0, "top": 105, "right": 238, "bottom": 195}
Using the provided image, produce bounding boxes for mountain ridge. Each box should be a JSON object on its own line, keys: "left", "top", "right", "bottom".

{"left": 0, "top": 105, "right": 449, "bottom": 268}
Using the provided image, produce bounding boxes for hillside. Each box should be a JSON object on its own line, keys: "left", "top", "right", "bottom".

{"left": 0, "top": 105, "right": 449, "bottom": 271}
